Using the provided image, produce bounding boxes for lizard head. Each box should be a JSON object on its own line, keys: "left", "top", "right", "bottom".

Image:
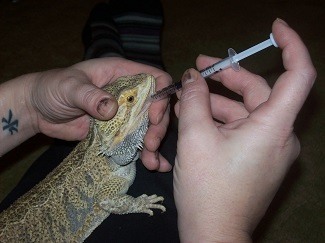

{"left": 92, "top": 73, "right": 155, "bottom": 166}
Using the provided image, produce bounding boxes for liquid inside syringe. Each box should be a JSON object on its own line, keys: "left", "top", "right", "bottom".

{"left": 149, "top": 33, "right": 278, "bottom": 102}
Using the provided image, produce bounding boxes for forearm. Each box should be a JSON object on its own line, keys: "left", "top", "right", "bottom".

{"left": 0, "top": 73, "right": 39, "bottom": 156}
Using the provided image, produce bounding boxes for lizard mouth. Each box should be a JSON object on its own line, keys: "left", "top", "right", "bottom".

{"left": 101, "top": 75, "right": 156, "bottom": 166}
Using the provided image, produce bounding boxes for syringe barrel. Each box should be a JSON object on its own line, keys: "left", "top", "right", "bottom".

{"left": 200, "top": 57, "right": 231, "bottom": 78}
{"left": 199, "top": 34, "right": 278, "bottom": 78}
{"left": 233, "top": 34, "right": 276, "bottom": 62}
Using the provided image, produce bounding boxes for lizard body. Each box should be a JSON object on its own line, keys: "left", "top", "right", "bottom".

{"left": 0, "top": 73, "right": 165, "bottom": 242}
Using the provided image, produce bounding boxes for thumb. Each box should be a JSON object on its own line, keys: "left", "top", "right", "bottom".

{"left": 178, "top": 68, "right": 213, "bottom": 131}
{"left": 73, "top": 83, "right": 118, "bottom": 120}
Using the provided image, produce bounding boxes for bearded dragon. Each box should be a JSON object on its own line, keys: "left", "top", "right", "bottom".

{"left": 0, "top": 73, "right": 166, "bottom": 242}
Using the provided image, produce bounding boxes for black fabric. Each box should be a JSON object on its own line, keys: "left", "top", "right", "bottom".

{"left": 82, "top": 2, "right": 125, "bottom": 59}
{"left": 109, "top": 0, "right": 165, "bottom": 69}
{"left": 108, "top": 0, "right": 163, "bottom": 17}
{"left": 0, "top": 123, "right": 180, "bottom": 242}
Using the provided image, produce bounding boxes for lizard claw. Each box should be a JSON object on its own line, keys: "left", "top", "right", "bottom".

{"left": 136, "top": 194, "right": 166, "bottom": 216}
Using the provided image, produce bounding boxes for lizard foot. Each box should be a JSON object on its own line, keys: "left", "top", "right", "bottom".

{"left": 98, "top": 194, "right": 166, "bottom": 215}
{"left": 135, "top": 194, "right": 166, "bottom": 216}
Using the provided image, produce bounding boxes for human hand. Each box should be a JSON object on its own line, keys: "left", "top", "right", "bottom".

{"left": 173, "top": 19, "right": 316, "bottom": 242}
{"left": 28, "top": 57, "right": 172, "bottom": 171}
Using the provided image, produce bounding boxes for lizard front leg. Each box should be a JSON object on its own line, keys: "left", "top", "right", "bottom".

{"left": 96, "top": 177, "right": 165, "bottom": 216}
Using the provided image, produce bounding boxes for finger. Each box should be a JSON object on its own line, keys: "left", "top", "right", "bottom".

{"left": 148, "top": 74, "right": 171, "bottom": 125}
{"left": 141, "top": 150, "right": 172, "bottom": 172}
{"left": 176, "top": 99, "right": 226, "bottom": 127}
{"left": 145, "top": 105, "right": 170, "bottom": 152}
{"left": 175, "top": 93, "right": 248, "bottom": 124}
{"left": 196, "top": 55, "right": 272, "bottom": 112}
{"left": 178, "top": 68, "right": 215, "bottom": 132}
{"left": 141, "top": 148, "right": 172, "bottom": 172}
{"left": 157, "top": 153, "right": 173, "bottom": 172}
{"left": 174, "top": 101, "right": 180, "bottom": 118}
{"left": 140, "top": 149, "right": 159, "bottom": 170}
{"left": 251, "top": 19, "right": 316, "bottom": 127}
{"left": 210, "top": 94, "right": 249, "bottom": 123}
{"left": 72, "top": 82, "right": 118, "bottom": 120}
{"left": 141, "top": 106, "right": 171, "bottom": 171}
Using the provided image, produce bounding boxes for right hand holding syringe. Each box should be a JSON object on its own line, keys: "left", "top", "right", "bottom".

{"left": 148, "top": 33, "right": 278, "bottom": 102}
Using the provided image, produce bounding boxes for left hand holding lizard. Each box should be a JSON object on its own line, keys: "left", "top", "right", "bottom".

{"left": 0, "top": 57, "right": 172, "bottom": 172}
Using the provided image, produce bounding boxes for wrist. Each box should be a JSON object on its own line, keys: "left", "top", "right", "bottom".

{"left": 178, "top": 222, "right": 252, "bottom": 243}
{"left": 23, "top": 72, "right": 42, "bottom": 135}
{"left": 177, "top": 209, "right": 252, "bottom": 243}
{"left": 0, "top": 73, "right": 40, "bottom": 155}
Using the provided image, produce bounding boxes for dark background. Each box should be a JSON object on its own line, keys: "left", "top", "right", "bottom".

{"left": 0, "top": 0, "right": 324, "bottom": 241}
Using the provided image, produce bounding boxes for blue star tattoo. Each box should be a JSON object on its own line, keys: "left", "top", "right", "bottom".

{"left": 2, "top": 109, "right": 19, "bottom": 135}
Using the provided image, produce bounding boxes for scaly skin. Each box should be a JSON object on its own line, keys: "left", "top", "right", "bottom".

{"left": 0, "top": 73, "right": 166, "bottom": 242}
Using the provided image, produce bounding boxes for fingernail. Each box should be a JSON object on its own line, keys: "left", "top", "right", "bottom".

{"left": 181, "top": 69, "right": 197, "bottom": 84}
{"left": 97, "top": 97, "right": 114, "bottom": 117}
{"left": 276, "top": 18, "right": 289, "bottom": 27}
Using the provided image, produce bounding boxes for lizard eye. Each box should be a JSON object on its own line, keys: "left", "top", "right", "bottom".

{"left": 127, "top": 96, "right": 135, "bottom": 103}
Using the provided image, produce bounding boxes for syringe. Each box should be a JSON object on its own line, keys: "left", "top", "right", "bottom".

{"left": 149, "top": 33, "right": 278, "bottom": 102}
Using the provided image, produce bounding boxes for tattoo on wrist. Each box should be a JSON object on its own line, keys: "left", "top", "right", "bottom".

{"left": 2, "top": 109, "right": 19, "bottom": 135}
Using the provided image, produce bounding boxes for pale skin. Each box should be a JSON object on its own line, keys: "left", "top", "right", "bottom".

{"left": 0, "top": 57, "right": 172, "bottom": 172}
{"left": 173, "top": 19, "right": 316, "bottom": 242}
